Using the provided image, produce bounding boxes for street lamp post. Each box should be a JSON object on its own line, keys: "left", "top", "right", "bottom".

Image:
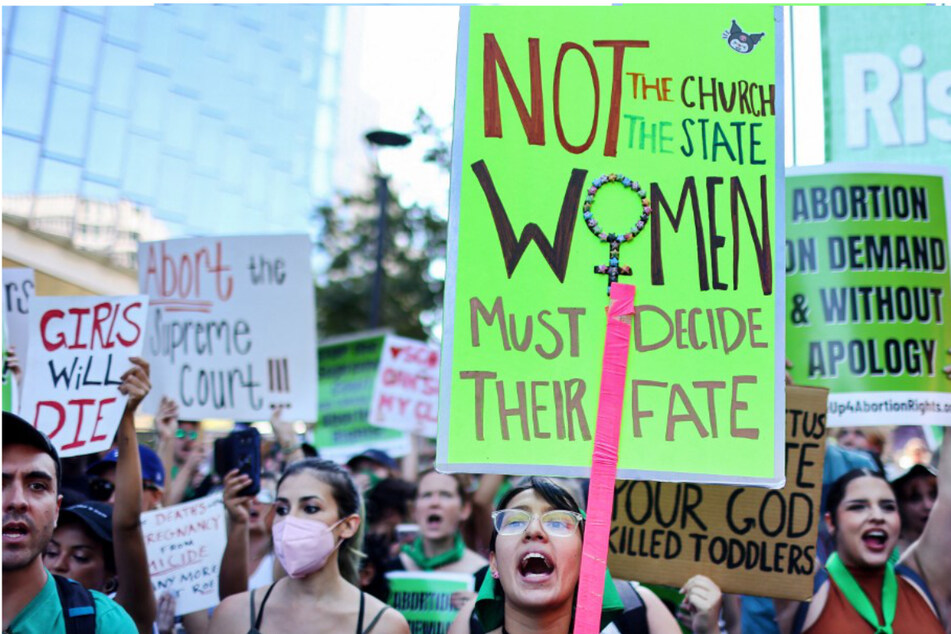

{"left": 364, "top": 129, "right": 411, "bottom": 329}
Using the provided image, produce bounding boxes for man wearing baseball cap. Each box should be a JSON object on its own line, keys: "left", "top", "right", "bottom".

{"left": 86, "top": 444, "right": 166, "bottom": 512}
{"left": 2, "top": 411, "right": 136, "bottom": 632}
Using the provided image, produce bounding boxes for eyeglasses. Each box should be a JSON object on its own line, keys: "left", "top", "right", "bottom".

{"left": 491, "top": 509, "right": 583, "bottom": 537}
{"left": 175, "top": 429, "right": 199, "bottom": 440}
{"left": 89, "top": 478, "right": 116, "bottom": 501}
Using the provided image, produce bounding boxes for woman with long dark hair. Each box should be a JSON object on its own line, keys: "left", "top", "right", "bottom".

{"left": 209, "top": 459, "right": 409, "bottom": 634}
{"left": 790, "top": 433, "right": 950, "bottom": 633}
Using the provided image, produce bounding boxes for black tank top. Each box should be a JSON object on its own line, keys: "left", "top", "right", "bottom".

{"left": 248, "top": 581, "right": 390, "bottom": 634}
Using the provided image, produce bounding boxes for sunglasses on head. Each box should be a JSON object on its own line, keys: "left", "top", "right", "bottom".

{"left": 176, "top": 429, "right": 199, "bottom": 440}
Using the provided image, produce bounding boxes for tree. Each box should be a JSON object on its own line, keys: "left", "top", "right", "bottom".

{"left": 313, "top": 109, "right": 449, "bottom": 341}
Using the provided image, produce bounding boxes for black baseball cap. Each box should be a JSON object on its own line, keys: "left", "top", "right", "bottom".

{"left": 59, "top": 502, "right": 114, "bottom": 544}
{"left": 3, "top": 411, "right": 62, "bottom": 491}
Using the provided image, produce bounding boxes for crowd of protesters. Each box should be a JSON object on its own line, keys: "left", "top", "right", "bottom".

{"left": 3, "top": 356, "right": 949, "bottom": 634}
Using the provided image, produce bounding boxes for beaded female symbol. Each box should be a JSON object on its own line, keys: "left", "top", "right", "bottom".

{"left": 582, "top": 173, "right": 652, "bottom": 295}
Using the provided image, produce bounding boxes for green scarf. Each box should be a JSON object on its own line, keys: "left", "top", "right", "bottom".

{"left": 473, "top": 564, "right": 623, "bottom": 632}
{"left": 401, "top": 534, "right": 465, "bottom": 571}
{"left": 826, "top": 552, "right": 897, "bottom": 634}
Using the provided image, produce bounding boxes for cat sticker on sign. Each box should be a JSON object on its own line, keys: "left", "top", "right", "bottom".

{"left": 723, "top": 20, "right": 765, "bottom": 54}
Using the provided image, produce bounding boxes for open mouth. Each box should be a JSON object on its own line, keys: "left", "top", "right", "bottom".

{"left": 2, "top": 522, "right": 30, "bottom": 542}
{"left": 518, "top": 552, "right": 554, "bottom": 579}
{"left": 425, "top": 513, "right": 443, "bottom": 529}
{"left": 861, "top": 529, "right": 888, "bottom": 552}
{"left": 249, "top": 509, "right": 260, "bottom": 519}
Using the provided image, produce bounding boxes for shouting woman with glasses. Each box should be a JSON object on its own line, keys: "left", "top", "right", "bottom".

{"left": 450, "top": 477, "right": 699, "bottom": 634}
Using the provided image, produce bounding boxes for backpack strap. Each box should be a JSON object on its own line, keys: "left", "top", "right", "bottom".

{"left": 611, "top": 580, "right": 649, "bottom": 633}
{"left": 53, "top": 574, "right": 97, "bottom": 634}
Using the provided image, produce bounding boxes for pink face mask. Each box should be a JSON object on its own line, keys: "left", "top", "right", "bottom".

{"left": 272, "top": 515, "right": 346, "bottom": 579}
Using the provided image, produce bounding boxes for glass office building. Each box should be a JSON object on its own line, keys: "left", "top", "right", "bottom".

{"left": 2, "top": 4, "right": 343, "bottom": 239}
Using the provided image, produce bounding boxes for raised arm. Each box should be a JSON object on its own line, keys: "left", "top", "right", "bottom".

{"left": 154, "top": 396, "right": 180, "bottom": 490}
{"left": 217, "top": 469, "right": 254, "bottom": 600}
{"left": 113, "top": 357, "right": 158, "bottom": 633}
{"left": 899, "top": 431, "right": 951, "bottom": 613}
{"left": 165, "top": 442, "right": 205, "bottom": 506}
{"left": 270, "top": 406, "right": 304, "bottom": 465}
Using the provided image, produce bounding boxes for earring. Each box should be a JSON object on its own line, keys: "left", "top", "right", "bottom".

{"left": 491, "top": 569, "right": 499, "bottom": 579}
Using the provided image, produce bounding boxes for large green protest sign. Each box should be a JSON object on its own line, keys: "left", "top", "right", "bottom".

{"left": 386, "top": 571, "right": 474, "bottom": 634}
{"left": 438, "top": 6, "right": 785, "bottom": 485}
{"left": 314, "top": 332, "right": 409, "bottom": 463}
{"left": 786, "top": 166, "right": 951, "bottom": 426}
{"left": 821, "top": 6, "right": 951, "bottom": 165}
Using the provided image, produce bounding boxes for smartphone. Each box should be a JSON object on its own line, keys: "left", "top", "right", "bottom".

{"left": 214, "top": 427, "right": 261, "bottom": 497}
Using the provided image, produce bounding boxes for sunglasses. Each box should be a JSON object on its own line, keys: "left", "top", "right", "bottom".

{"left": 176, "top": 429, "right": 199, "bottom": 440}
{"left": 89, "top": 478, "right": 115, "bottom": 501}
{"left": 89, "top": 478, "right": 161, "bottom": 501}
{"left": 491, "top": 509, "right": 583, "bottom": 537}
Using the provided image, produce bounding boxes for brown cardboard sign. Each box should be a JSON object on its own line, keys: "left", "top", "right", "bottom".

{"left": 608, "top": 385, "right": 828, "bottom": 600}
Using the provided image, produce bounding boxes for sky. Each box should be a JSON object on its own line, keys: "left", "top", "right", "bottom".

{"left": 350, "top": 4, "right": 826, "bottom": 220}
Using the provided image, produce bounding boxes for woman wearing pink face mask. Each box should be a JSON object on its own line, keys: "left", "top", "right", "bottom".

{"left": 209, "top": 459, "right": 410, "bottom": 634}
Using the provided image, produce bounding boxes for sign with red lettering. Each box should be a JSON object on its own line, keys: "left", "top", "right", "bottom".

{"left": 141, "top": 494, "right": 226, "bottom": 615}
{"left": 370, "top": 335, "right": 440, "bottom": 437}
{"left": 138, "top": 235, "right": 317, "bottom": 421}
{"left": 438, "top": 6, "right": 784, "bottom": 485}
{"left": 19, "top": 295, "right": 148, "bottom": 457}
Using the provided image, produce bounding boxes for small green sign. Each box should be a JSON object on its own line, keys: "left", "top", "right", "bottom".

{"left": 386, "top": 571, "right": 474, "bottom": 634}
{"left": 314, "top": 332, "right": 409, "bottom": 463}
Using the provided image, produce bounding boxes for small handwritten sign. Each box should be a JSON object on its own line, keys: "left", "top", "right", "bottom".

{"left": 19, "top": 295, "right": 148, "bottom": 457}
{"left": 370, "top": 335, "right": 440, "bottom": 437}
{"left": 141, "top": 495, "right": 227, "bottom": 615}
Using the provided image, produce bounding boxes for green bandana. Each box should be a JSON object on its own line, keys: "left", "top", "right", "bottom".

{"left": 826, "top": 552, "right": 897, "bottom": 634}
{"left": 401, "top": 533, "right": 465, "bottom": 571}
{"left": 473, "top": 564, "right": 623, "bottom": 631}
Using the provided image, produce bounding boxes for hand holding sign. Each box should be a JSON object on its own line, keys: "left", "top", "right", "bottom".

{"left": 119, "top": 357, "right": 151, "bottom": 414}
{"left": 154, "top": 396, "right": 180, "bottom": 442}
{"left": 19, "top": 295, "right": 148, "bottom": 457}
{"left": 678, "top": 575, "right": 723, "bottom": 634}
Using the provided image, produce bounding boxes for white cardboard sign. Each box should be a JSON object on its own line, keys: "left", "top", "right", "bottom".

{"left": 18, "top": 295, "right": 148, "bottom": 457}
{"left": 141, "top": 495, "right": 227, "bottom": 615}
{"left": 370, "top": 334, "right": 440, "bottom": 437}
{"left": 2, "top": 268, "right": 35, "bottom": 368}
{"left": 137, "top": 235, "right": 318, "bottom": 421}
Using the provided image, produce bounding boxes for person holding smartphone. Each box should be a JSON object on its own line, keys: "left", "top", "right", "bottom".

{"left": 209, "top": 458, "right": 410, "bottom": 634}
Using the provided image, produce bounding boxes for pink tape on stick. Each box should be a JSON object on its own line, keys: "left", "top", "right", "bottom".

{"left": 574, "top": 282, "right": 636, "bottom": 634}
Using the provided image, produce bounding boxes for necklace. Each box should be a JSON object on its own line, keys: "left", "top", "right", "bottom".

{"left": 582, "top": 173, "right": 652, "bottom": 294}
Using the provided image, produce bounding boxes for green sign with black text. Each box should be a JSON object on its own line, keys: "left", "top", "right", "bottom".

{"left": 786, "top": 166, "right": 951, "bottom": 426}
{"left": 314, "top": 333, "right": 409, "bottom": 463}
{"left": 438, "top": 5, "right": 785, "bottom": 485}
